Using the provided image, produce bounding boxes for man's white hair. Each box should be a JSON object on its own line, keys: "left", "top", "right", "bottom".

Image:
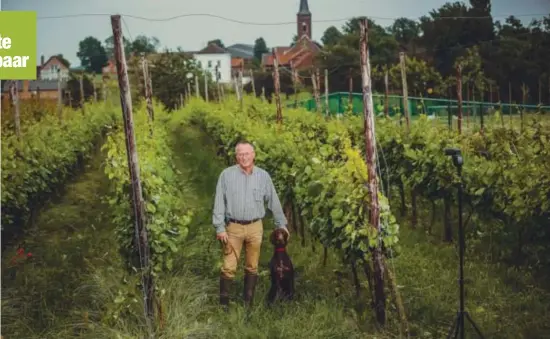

{"left": 235, "top": 141, "right": 255, "bottom": 153}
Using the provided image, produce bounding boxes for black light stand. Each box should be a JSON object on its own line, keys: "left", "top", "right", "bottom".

{"left": 444, "top": 148, "right": 485, "bottom": 339}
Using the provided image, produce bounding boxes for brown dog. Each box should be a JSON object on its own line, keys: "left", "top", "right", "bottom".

{"left": 267, "top": 228, "right": 295, "bottom": 304}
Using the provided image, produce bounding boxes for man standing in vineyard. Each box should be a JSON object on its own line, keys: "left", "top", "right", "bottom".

{"left": 213, "top": 141, "right": 289, "bottom": 310}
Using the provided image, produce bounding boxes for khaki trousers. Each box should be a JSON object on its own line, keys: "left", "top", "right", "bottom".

{"left": 220, "top": 220, "right": 263, "bottom": 280}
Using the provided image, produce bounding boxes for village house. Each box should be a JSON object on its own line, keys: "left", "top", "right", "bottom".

{"left": 102, "top": 59, "right": 117, "bottom": 78}
{"left": 38, "top": 55, "right": 70, "bottom": 81}
{"left": 1, "top": 80, "right": 61, "bottom": 102}
{"left": 261, "top": 0, "right": 321, "bottom": 74}
{"left": 192, "top": 43, "right": 232, "bottom": 84}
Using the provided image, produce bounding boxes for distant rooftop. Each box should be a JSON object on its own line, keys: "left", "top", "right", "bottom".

{"left": 2, "top": 80, "right": 60, "bottom": 92}
{"left": 226, "top": 44, "right": 255, "bottom": 58}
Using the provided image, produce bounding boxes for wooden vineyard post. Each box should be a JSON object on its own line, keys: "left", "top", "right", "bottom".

{"left": 538, "top": 77, "right": 542, "bottom": 105}
{"left": 316, "top": 68, "right": 322, "bottom": 113}
{"left": 79, "top": 74, "right": 85, "bottom": 114}
{"left": 187, "top": 82, "right": 191, "bottom": 102}
{"left": 93, "top": 82, "right": 97, "bottom": 102}
{"left": 195, "top": 74, "right": 199, "bottom": 98}
{"left": 348, "top": 68, "right": 353, "bottom": 112}
{"left": 249, "top": 69, "right": 256, "bottom": 97}
{"left": 272, "top": 49, "right": 283, "bottom": 124}
{"left": 456, "top": 64, "right": 463, "bottom": 135}
{"left": 110, "top": 14, "right": 155, "bottom": 330}
{"left": 311, "top": 68, "right": 321, "bottom": 113}
{"left": 10, "top": 81, "right": 21, "bottom": 139}
{"left": 508, "top": 81, "right": 514, "bottom": 128}
{"left": 220, "top": 82, "right": 225, "bottom": 102}
{"left": 324, "top": 68, "right": 329, "bottom": 117}
{"left": 447, "top": 85, "right": 453, "bottom": 130}
{"left": 215, "top": 66, "right": 221, "bottom": 103}
{"left": 521, "top": 83, "right": 527, "bottom": 132}
{"left": 204, "top": 72, "right": 209, "bottom": 102}
{"left": 479, "top": 91, "right": 484, "bottom": 134}
{"left": 359, "top": 17, "right": 386, "bottom": 328}
{"left": 384, "top": 70, "right": 389, "bottom": 117}
{"left": 102, "top": 77, "right": 107, "bottom": 103}
{"left": 57, "top": 69, "right": 63, "bottom": 121}
{"left": 261, "top": 86, "right": 266, "bottom": 102}
{"left": 238, "top": 69, "right": 243, "bottom": 111}
{"left": 292, "top": 65, "right": 299, "bottom": 108}
{"left": 233, "top": 75, "right": 241, "bottom": 105}
{"left": 399, "top": 52, "right": 410, "bottom": 130}
{"left": 311, "top": 70, "right": 319, "bottom": 111}
{"left": 466, "top": 82, "right": 471, "bottom": 129}
{"left": 141, "top": 54, "right": 155, "bottom": 123}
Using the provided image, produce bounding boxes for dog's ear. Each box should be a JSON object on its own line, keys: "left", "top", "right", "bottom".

{"left": 283, "top": 229, "right": 289, "bottom": 243}
{"left": 270, "top": 230, "right": 277, "bottom": 245}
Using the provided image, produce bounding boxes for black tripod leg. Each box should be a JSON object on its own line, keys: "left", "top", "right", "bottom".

{"left": 446, "top": 313, "right": 460, "bottom": 339}
{"left": 465, "top": 312, "right": 485, "bottom": 338}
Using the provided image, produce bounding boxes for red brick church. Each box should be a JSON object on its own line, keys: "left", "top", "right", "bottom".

{"left": 261, "top": 0, "right": 322, "bottom": 72}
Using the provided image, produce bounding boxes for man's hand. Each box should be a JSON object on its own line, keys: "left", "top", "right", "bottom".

{"left": 217, "top": 231, "right": 228, "bottom": 244}
{"left": 281, "top": 227, "right": 290, "bottom": 240}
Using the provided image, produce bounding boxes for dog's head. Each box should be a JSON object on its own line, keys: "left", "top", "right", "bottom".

{"left": 270, "top": 228, "right": 289, "bottom": 247}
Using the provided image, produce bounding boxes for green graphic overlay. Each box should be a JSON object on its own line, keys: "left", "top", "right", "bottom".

{"left": 0, "top": 11, "right": 37, "bottom": 80}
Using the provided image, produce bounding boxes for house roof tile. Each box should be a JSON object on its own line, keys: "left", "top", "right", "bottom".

{"left": 195, "top": 43, "right": 228, "bottom": 54}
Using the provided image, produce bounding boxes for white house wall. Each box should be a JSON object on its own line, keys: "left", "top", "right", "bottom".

{"left": 40, "top": 68, "right": 69, "bottom": 81}
{"left": 193, "top": 53, "right": 232, "bottom": 83}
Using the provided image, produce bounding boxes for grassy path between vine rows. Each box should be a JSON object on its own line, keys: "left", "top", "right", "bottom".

{"left": 0, "top": 142, "right": 126, "bottom": 338}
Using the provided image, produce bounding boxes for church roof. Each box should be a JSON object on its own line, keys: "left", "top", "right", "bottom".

{"left": 298, "top": 0, "right": 311, "bottom": 15}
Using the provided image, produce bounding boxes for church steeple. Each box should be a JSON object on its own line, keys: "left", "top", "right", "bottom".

{"left": 297, "top": 0, "right": 311, "bottom": 39}
{"left": 298, "top": 0, "right": 311, "bottom": 15}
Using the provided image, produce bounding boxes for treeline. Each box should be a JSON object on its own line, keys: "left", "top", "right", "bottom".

{"left": 310, "top": 1, "right": 549, "bottom": 105}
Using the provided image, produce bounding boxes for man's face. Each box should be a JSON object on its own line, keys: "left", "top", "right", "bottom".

{"left": 236, "top": 144, "right": 255, "bottom": 168}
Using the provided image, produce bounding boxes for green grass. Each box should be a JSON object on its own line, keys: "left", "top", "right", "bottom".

{"left": 1, "top": 143, "right": 126, "bottom": 338}
{"left": 3, "top": 118, "right": 549, "bottom": 338}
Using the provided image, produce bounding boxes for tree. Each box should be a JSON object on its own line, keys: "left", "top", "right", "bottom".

{"left": 419, "top": 1, "right": 494, "bottom": 76}
{"left": 207, "top": 39, "right": 225, "bottom": 48}
{"left": 148, "top": 48, "right": 215, "bottom": 110}
{"left": 76, "top": 36, "right": 108, "bottom": 74}
{"left": 389, "top": 18, "right": 420, "bottom": 52}
{"left": 388, "top": 56, "right": 444, "bottom": 96}
{"left": 131, "top": 35, "right": 160, "bottom": 55}
{"left": 290, "top": 34, "right": 298, "bottom": 46}
{"left": 104, "top": 35, "right": 132, "bottom": 59}
{"left": 253, "top": 37, "right": 268, "bottom": 61}
{"left": 321, "top": 26, "right": 343, "bottom": 46}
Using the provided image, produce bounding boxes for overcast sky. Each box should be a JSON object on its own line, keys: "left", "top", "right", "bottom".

{"left": 2, "top": 0, "right": 549, "bottom": 67}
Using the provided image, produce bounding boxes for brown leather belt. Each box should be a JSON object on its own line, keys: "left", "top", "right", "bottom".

{"left": 228, "top": 218, "right": 260, "bottom": 225}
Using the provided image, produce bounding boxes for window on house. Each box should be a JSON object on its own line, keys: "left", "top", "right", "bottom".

{"left": 208, "top": 60, "right": 212, "bottom": 68}
{"left": 217, "top": 60, "right": 221, "bottom": 67}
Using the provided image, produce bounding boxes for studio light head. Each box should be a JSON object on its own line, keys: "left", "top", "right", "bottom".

{"left": 444, "top": 147, "right": 461, "bottom": 157}
{"left": 444, "top": 147, "right": 463, "bottom": 168}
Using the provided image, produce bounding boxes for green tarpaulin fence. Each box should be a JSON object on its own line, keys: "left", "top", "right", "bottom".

{"left": 288, "top": 92, "right": 550, "bottom": 118}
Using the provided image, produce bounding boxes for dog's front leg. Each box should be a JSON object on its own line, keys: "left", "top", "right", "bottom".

{"left": 268, "top": 283, "right": 277, "bottom": 304}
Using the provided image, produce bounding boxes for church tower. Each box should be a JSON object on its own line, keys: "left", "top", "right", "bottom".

{"left": 297, "top": 0, "right": 311, "bottom": 40}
